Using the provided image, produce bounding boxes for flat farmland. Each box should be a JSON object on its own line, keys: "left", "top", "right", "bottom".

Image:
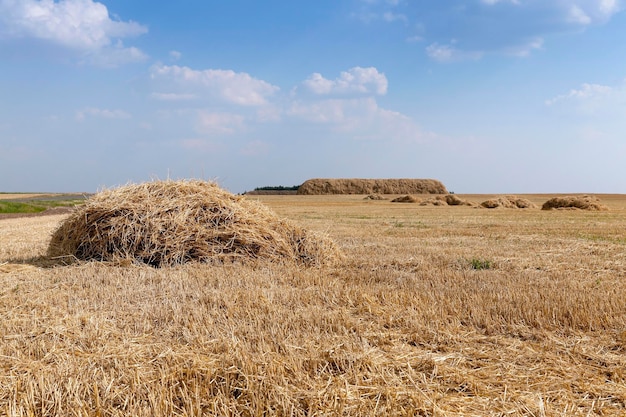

{"left": 1, "top": 194, "right": 625, "bottom": 416}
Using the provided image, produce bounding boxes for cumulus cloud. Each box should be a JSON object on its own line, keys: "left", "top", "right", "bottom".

{"left": 0, "top": 0, "right": 147, "bottom": 65}
{"left": 502, "top": 37, "right": 544, "bottom": 57}
{"left": 568, "top": 5, "right": 592, "bottom": 24}
{"left": 302, "top": 67, "right": 388, "bottom": 96}
{"left": 353, "top": 1, "right": 624, "bottom": 62}
{"left": 425, "top": 42, "right": 483, "bottom": 62}
{"left": 149, "top": 64, "right": 422, "bottom": 144}
{"left": 353, "top": 0, "right": 406, "bottom": 24}
{"left": 382, "top": 11, "right": 407, "bottom": 23}
{"left": 289, "top": 97, "right": 424, "bottom": 142}
{"left": 151, "top": 92, "right": 196, "bottom": 101}
{"left": 478, "top": 0, "right": 622, "bottom": 24}
{"left": 75, "top": 107, "right": 131, "bottom": 120}
{"left": 150, "top": 64, "right": 279, "bottom": 106}
{"left": 545, "top": 83, "right": 613, "bottom": 106}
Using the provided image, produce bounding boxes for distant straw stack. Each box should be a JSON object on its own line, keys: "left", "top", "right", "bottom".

{"left": 481, "top": 196, "right": 537, "bottom": 209}
{"left": 419, "top": 195, "right": 475, "bottom": 207}
{"left": 297, "top": 178, "right": 447, "bottom": 195}
{"left": 541, "top": 195, "right": 608, "bottom": 211}
{"left": 391, "top": 195, "right": 420, "bottom": 203}
{"left": 47, "top": 180, "right": 341, "bottom": 267}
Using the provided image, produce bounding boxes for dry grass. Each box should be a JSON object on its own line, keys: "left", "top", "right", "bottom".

{"left": 1, "top": 193, "right": 626, "bottom": 416}
{"left": 47, "top": 180, "right": 340, "bottom": 267}
{"left": 297, "top": 178, "right": 447, "bottom": 195}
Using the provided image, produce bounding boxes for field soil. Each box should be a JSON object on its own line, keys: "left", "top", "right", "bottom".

{"left": 1, "top": 193, "right": 625, "bottom": 416}
{"left": 0, "top": 193, "right": 52, "bottom": 200}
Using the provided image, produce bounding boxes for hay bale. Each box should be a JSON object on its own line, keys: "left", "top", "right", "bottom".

{"left": 47, "top": 180, "right": 342, "bottom": 267}
{"left": 364, "top": 194, "right": 387, "bottom": 200}
{"left": 541, "top": 195, "right": 608, "bottom": 211}
{"left": 391, "top": 195, "right": 420, "bottom": 203}
{"left": 419, "top": 198, "right": 447, "bottom": 206}
{"left": 420, "top": 195, "right": 475, "bottom": 207}
{"left": 481, "top": 196, "right": 537, "bottom": 209}
{"left": 297, "top": 178, "right": 447, "bottom": 195}
{"left": 444, "top": 194, "right": 465, "bottom": 206}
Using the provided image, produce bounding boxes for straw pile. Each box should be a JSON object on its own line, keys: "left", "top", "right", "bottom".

{"left": 481, "top": 196, "right": 537, "bottom": 209}
{"left": 364, "top": 194, "right": 387, "bottom": 200}
{"left": 541, "top": 195, "right": 609, "bottom": 211}
{"left": 47, "top": 180, "right": 341, "bottom": 267}
{"left": 420, "top": 195, "right": 475, "bottom": 207}
{"left": 391, "top": 195, "right": 420, "bottom": 203}
{"left": 297, "top": 179, "right": 447, "bottom": 195}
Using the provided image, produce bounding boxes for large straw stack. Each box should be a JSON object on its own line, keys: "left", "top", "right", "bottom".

{"left": 297, "top": 179, "right": 447, "bottom": 195}
{"left": 47, "top": 180, "right": 341, "bottom": 267}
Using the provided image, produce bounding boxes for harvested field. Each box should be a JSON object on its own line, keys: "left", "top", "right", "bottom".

{"left": 0, "top": 193, "right": 51, "bottom": 200}
{"left": 481, "top": 195, "right": 538, "bottom": 209}
{"left": 1, "top": 193, "right": 626, "bottom": 416}
{"left": 47, "top": 180, "right": 340, "bottom": 267}
{"left": 542, "top": 195, "right": 609, "bottom": 211}
{"left": 297, "top": 178, "right": 447, "bottom": 195}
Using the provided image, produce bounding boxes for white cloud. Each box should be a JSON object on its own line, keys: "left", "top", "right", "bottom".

{"left": 426, "top": 42, "right": 483, "bottom": 62}
{"left": 481, "top": 0, "right": 620, "bottom": 23}
{"left": 288, "top": 97, "right": 424, "bottom": 142}
{"left": 289, "top": 99, "right": 355, "bottom": 124}
{"left": 382, "top": 11, "right": 407, "bottom": 23}
{"left": 196, "top": 111, "right": 245, "bottom": 135}
{"left": 545, "top": 83, "right": 613, "bottom": 106}
{"left": 84, "top": 41, "right": 147, "bottom": 67}
{"left": 503, "top": 37, "right": 544, "bottom": 57}
{"left": 0, "top": 0, "right": 147, "bottom": 65}
{"left": 358, "top": 1, "right": 623, "bottom": 62}
{"left": 151, "top": 64, "right": 279, "bottom": 106}
{"left": 169, "top": 50, "right": 182, "bottom": 61}
{"left": 568, "top": 5, "right": 592, "bottom": 24}
{"left": 151, "top": 92, "right": 196, "bottom": 101}
{"left": 353, "top": 0, "right": 405, "bottom": 24}
{"left": 75, "top": 107, "right": 131, "bottom": 120}
{"left": 599, "top": 0, "right": 621, "bottom": 15}
{"left": 149, "top": 64, "right": 423, "bottom": 146}
{"left": 481, "top": 0, "right": 520, "bottom": 5}
{"left": 255, "top": 105, "right": 281, "bottom": 122}
{"left": 303, "top": 67, "right": 388, "bottom": 96}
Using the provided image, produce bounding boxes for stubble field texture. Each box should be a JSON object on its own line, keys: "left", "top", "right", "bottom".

{"left": 1, "top": 193, "right": 625, "bottom": 416}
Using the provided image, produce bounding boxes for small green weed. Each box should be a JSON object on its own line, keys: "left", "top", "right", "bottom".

{"left": 469, "top": 258, "right": 493, "bottom": 270}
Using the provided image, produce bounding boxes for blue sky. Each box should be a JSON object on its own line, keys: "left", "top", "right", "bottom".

{"left": 1, "top": 0, "right": 625, "bottom": 193}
